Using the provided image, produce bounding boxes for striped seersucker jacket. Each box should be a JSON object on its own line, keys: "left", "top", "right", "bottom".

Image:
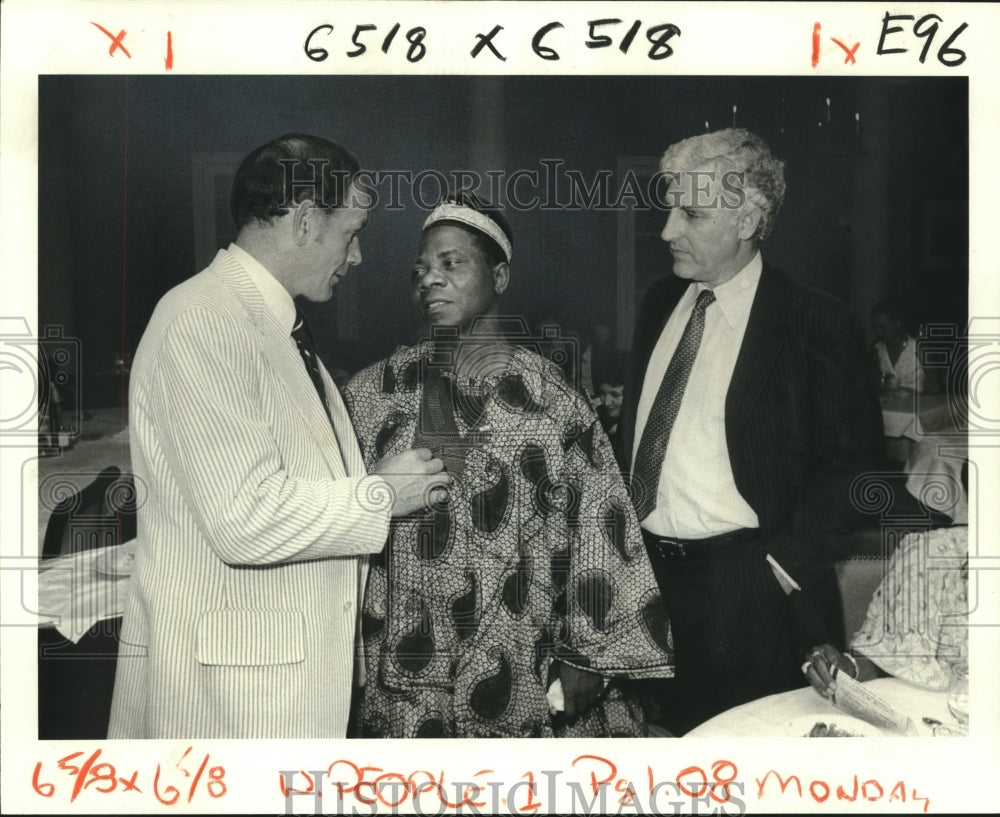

{"left": 108, "top": 248, "right": 391, "bottom": 739}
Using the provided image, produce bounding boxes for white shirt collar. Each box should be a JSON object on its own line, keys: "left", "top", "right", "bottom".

{"left": 227, "top": 242, "right": 297, "bottom": 334}
{"left": 697, "top": 251, "right": 762, "bottom": 329}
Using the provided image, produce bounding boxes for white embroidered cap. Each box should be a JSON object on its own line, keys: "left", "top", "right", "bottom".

{"left": 422, "top": 202, "right": 512, "bottom": 263}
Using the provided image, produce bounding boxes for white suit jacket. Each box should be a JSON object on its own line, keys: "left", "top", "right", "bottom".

{"left": 108, "top": 249, "right": 391, "bottom": 739}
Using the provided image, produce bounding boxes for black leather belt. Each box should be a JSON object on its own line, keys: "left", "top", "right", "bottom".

{"left": 641, "top": 527, "right": 759, "bottom": 559}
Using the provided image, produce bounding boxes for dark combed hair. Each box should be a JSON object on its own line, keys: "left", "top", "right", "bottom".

{"left": 432, "top": 189, "right": 513, "bottom": 267}
{"left": 230, "top": 133, "right": 360, "bottom": 231}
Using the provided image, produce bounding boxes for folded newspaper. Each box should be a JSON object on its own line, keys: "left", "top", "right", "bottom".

{"left": 832, "top": 669, "right": 920, "bottom": 736}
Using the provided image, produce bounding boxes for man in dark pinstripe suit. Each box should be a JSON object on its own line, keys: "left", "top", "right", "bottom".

{"left": 624, "top": 129, "right": 882, "bottom": 735}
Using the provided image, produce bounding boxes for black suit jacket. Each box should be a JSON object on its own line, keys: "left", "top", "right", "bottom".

{"left": 624, "top": 262, "right": 883, "bottom": 591}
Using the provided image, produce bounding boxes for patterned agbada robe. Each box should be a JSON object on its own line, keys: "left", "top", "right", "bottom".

{"left": 343, "top": 342, "right": 674, "bottom": 738}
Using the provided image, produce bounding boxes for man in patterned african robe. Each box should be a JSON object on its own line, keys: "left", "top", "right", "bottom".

{"left": 343, "top": 193, "right": 674, "bottom": 738}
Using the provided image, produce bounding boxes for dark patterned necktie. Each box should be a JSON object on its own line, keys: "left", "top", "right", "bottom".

{"left": 291, "top": 311, "right": 332, "bottom": 420}
{"left": 632, "top": 288, "right": 716, "bottom": 521}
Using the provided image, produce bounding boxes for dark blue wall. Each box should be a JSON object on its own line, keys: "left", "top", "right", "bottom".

{"left": 39, "top": 75, "right": 967, "bottom": 406}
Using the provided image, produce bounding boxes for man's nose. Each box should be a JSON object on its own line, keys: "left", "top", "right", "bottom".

{"left": 418, "top": 266, "right": 446, "bottom": 290}
{"left": 661, "top": 208, "right": 683, "bottom": 243}
{"left": 348, "top": 238, "right": 362, "bottom": 267}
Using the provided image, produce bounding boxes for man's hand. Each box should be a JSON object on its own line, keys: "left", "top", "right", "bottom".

{"left": 802, "top": 643, "right": 872, "bottom": 698}
{"left": 558, "top": 662, "right": 606, "bottom": 725}
{"left": 373, "top": 448, "right": 450, "bottom": 517}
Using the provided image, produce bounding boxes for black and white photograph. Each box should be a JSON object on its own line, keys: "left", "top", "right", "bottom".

{"left": 2, "top": 2, "right": 998, "bottom": 814}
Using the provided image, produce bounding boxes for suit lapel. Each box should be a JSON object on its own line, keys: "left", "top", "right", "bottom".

{"left": 319, "top": 365, "right": 366, "bottom": 477}
{"left": 725, "top": 263, "right": 788, "bottom": 440}
{"left": 209, "top": 252, "right": 350, "bottom": 479}
{"left": 260, "top": 320, "right": 350, "bottom": 478}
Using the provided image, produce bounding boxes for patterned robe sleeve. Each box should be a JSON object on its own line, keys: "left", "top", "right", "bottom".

{"left": 549, "top": 382, "right": 674, "bottom": 679}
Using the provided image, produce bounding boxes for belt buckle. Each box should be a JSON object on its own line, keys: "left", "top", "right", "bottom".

{"left": 662, "top": 538, "right": 686, "bottom": 558}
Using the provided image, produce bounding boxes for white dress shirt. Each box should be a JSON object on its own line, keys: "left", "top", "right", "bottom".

{"left": 632, "top": 253, "right": 762, "bottom": 538}
{"left": 875, "top": 336, "right": 925, "bottom": 392}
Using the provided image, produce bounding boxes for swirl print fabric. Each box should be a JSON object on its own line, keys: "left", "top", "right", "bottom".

{"left": 344, "top": 343, "right": 674, "bottom": 738}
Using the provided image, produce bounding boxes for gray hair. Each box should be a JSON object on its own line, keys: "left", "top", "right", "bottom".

{"left": 659, "top": 128, "right": 786, "bottom": 243}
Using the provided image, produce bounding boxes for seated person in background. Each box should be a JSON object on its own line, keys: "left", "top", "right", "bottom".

{"left": 593, "top": 350, "right": 629, "bottom": 472}
{"left": 804, "top": 526, "right": 967, "bottom": 695}
{"left": 871, "top": 298, "right": 931, "bottom": 394}
{"left": 343, "top": 191, "right": 674, "bottom": 739}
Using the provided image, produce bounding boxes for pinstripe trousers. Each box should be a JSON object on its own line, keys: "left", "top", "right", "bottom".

{"left": 643, "top": 538, "right": 803, "bottom": 736}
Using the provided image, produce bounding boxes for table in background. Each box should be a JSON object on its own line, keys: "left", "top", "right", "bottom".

{"left": 879, "top": 391, "right": 954, "bottom": 440}
{"left": 879, "top": 392, "right": 967, "bottom": 524}
{"left": 37, "top": 543, "right": 132, "bottom": 739}
{"left": 685, "top": 678, "right": 952, "bottom": 738}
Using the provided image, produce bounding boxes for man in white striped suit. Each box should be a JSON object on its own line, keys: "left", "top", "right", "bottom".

{"left": 109, "top": 134, "right": 449, "bottom": 739}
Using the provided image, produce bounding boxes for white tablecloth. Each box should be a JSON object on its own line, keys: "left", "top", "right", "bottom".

{"left": 685, "top": 678, "right": 953, "bottom": 738}
{"left": 37, "top": 541, "right": 134, "bottom": 642}
{"left": 880, "top": 392, "right": 954, "bottom": 440}
{"left": 880, "top": 392, "right": 968, "bottom": 523}
{"left": 904, "top": 437, "right": 969, "bottom": 523}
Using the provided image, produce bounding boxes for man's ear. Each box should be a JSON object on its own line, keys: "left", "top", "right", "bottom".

{"left": 291, "top": 200, "right": 315, "bottom": 246}
{"left": 492, "top": 262, "right": 510, "bottom": 296}
{"left": 737, "top": 206, "right": 763, "bottom": 241}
